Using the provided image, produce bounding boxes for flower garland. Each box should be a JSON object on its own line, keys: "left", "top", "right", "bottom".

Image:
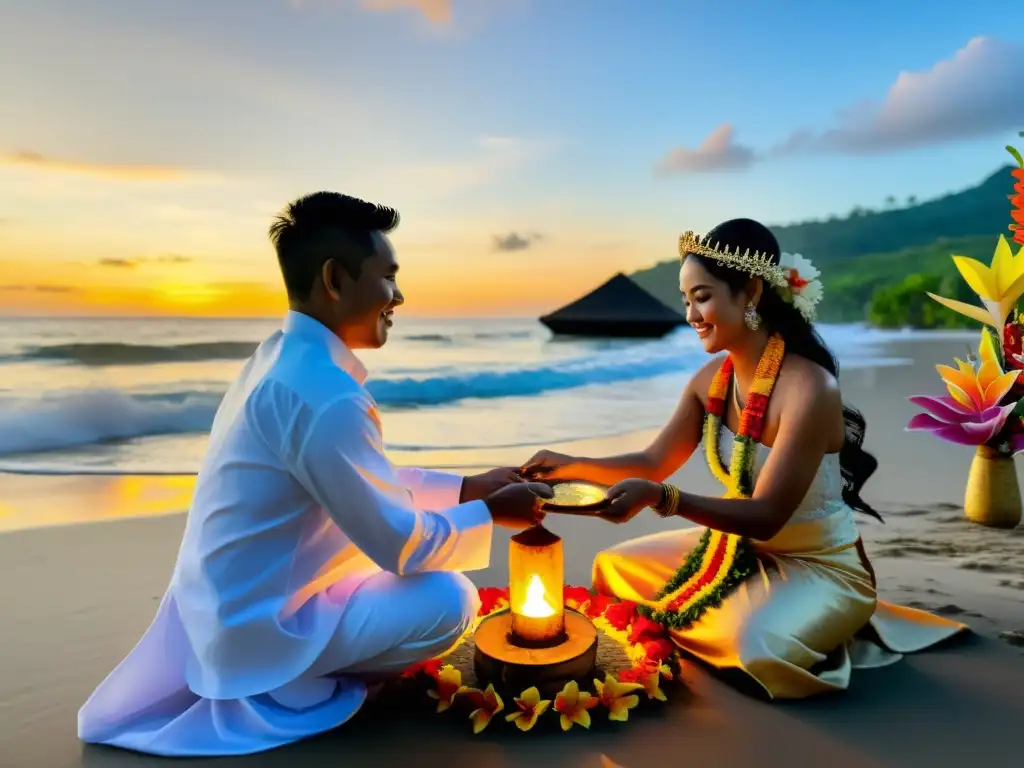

{"left": 399, "top": 586, "right": 681, "bottom": 734}
{"left": 638, "top": 334, "right": 785, "bottom": 629}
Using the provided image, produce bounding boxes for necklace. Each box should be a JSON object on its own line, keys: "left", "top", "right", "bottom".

{"left": 638, "top": 334, "right": 785, "bottom": 630}
{"left": 731, "top": 377, "right": 743, "bottom": 415}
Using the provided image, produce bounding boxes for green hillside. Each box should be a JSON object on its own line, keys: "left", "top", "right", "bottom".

{"left": 820, "top": 235, "right": 993, "bottom": 325}
{"left": 630, "top": 164, "right": 1015, "bottom": 325}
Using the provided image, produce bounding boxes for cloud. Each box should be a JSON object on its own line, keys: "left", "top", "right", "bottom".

{"left": 0, "top": 151, "right": 202, "bottom": 182}
{"left": 360, "top": 0, "right": 452, "bottom": 24}
{"left": 776, "top": 37, "right": 1024, "bottom": 155}
{"left": 98, "top": 258, "right": 137, "bottom": 268}
{"left": 290, "top": 0, "right": 453, "bottom": 25}
{"left": 655, "top": 124, "right": 757, "bottom": 176}
{"left": 493, "top": 231, "right": 543, "bottom": 252}
{"left": 96, "top": 254, "right": 193, "bottom": 268}
{"left": 0, "top": 284, "right": 80, "bottom": 293}
{"left": 658, "top": 37, "right": 1024, "bottom": 176}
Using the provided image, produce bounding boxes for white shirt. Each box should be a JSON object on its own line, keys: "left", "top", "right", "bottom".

{"left": 170, "top": 310, "right": 493, "bottom": 699}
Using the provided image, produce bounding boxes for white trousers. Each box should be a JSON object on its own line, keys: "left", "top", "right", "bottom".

{"left": 309, "top": 569, "right": 480, "bottom": 677}
{"left": 78, "top": 570, "right": 480, "bottom": 757}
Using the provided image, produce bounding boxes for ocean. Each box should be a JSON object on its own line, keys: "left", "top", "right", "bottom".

{"left": 0, "top": 316, "right": 930, "bottom": 476}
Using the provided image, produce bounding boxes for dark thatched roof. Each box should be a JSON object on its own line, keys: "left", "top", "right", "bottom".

{"left": 539, "top": 273, "right": 686, "bottom": 338}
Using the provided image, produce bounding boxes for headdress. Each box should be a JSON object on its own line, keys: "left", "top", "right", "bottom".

{"left": 678, "top": 230, "right": 823, "bottom": 322}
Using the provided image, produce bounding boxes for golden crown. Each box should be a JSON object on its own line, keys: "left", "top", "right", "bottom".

{"left": 678, "top": 230, "right": 788, "bottom": 289}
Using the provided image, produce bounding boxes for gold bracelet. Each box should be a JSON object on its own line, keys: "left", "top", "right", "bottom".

{"left": 654, "top": 483, "right": 680, "bottom": 518}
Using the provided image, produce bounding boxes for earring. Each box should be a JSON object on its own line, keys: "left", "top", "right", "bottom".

{"left": 744, "top": 302, "right": 761, "bottom": 331}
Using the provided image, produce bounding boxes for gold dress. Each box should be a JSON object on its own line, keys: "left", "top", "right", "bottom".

{"left": 592, "top": 424, "right": 967, "bottom": 700}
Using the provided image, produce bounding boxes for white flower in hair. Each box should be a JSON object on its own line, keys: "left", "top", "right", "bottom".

{"left": 778, "top": 252, "right": 823, "bottom": 320}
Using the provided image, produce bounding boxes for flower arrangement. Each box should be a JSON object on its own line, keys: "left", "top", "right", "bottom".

{"left": 907, "top": 153, "right": 1024, "bottom": 457}
{"left": 399, "top": 586, "right": 681, "bottom": 734}
{"left": 906, "top": 326, "right": 1024, "bottom": 455}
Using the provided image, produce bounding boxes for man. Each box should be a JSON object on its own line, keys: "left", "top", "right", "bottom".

{"left": 78, "top": 192, "right": 552, "bottom": 757}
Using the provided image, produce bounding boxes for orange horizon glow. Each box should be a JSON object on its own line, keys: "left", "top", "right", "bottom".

{"left": 0, "top": 263, "right": 629, "bottom": 318}
{"left": 0, "top": 228, "right": 647, "bottom": 317}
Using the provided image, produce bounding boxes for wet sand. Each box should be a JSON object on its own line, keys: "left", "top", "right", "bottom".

{"left": 2, "top": 337, "right": 1023, "bottom": 767}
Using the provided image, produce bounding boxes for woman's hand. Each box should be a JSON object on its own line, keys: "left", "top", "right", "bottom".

{"left": 599, "top": 478, "right": 663, "bottom": 524}
{"left": 520, "top": 450, "right": 583, "bottom": 482}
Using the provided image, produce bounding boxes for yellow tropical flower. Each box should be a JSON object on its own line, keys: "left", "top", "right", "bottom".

{"left": 935, "top": 335, "right": 1018, "bottom": 411}
{"left": 927, "top": 235, "right": 1024, "bottom": 328}
{"left": 636, "top": 670, "right": 667, "bottom": 702}
{"left": 505, "top": 686, "right": 551, "bottom": 732}
{"left": 426, "top": 664, "right": 462, "bottom": 713}
{"left": 458, "top": 683, "right": 504, "bottom": 734}
{"left": 553, "top": 680, "right": 599, "bottom": 731}
{"left": 594, "top": 673, "right": 644, "bottom": 722}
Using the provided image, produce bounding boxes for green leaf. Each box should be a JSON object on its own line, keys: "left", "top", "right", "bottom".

{"left": 1008, "top": 144, "right": 1024, "bottom": 167}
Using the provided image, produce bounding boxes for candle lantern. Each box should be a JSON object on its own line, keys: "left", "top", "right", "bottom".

{"left": 508, "top": 526, "right": 566, "bottom": 646}
{"left": 473, "top": 524, "right": 598, "bottom": 697}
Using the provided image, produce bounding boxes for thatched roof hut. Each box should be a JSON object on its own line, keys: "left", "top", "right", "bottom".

{"left": 539, "top": 273, "right": 686, "bottom": 338}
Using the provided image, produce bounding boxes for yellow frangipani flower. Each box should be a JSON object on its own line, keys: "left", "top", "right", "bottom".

{"left": 425, "top": 664, "right": 463, "bottom": 713}
{"left": 594, "top": 673, "right": 644, "bottom": 722}
{"left": 459, "top": 683, "right": 503, "bottom": 734}
{"left": 505, "top": 686, "right": 551, "bottom": 732}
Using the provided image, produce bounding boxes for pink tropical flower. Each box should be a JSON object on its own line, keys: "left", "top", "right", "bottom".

{"left": 906, "top": 395, "right": 1016, "bottom": 447}
{"left": 907, "top": 330, "right": 1022, "bottom": 448}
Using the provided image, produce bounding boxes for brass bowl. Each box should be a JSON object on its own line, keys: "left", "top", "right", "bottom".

{"left": 540, "top": 480, "right": 610, "bottom": 515}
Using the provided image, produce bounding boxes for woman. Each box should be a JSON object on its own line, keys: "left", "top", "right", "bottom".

{"left": 524, "top": 218, "right": 965, "bottom": 700}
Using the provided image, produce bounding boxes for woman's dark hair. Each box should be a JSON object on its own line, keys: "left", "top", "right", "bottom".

{"left": 687, "top": 218, "right": 882, "bottom": 522}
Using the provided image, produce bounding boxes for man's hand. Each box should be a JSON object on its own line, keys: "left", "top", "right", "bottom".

{"left": 460, "top": 467, "right": 524, "bottom": 503}
{"left": 485, "top": 482, "right": 554, "bottom": 530}
{"left": 599, "top": 479, "right": 662, "bottom": 524}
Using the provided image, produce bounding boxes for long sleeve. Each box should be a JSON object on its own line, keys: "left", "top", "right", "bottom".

{"left": 394, "top": 467, "right": 465, "bottom": 511}
{"left": 278, "top": 390, "right": 493, "bottom": 575}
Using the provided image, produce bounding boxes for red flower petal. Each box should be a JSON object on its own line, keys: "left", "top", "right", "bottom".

{"left": 563, "top": 586, "right": 591, "bottom": 607}
{"left": 628, "top": 615, "right": 666, "bottom": 645}
{"left": 603, "top": 601, "right": 639, "bottom": 631}
{"left": 642, "top": 638, "right": 675, "bottom": 662}
{"left": 585, "top": 594, "right": 615, "bottom": 618}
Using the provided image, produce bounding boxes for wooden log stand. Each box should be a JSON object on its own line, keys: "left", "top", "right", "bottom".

{"left": 473, "top": 608, "right": 599, "bottom": 698}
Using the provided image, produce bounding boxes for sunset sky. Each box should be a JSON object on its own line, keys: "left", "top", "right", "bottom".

{"left": 1, "top": 0, "right": 1022, "bottom": 318}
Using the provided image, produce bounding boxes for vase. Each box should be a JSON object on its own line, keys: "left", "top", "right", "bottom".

{"left": 963, "top": 446, "right": 1022, "bottom": 528}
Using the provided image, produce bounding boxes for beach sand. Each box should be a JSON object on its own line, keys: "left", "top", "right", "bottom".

{"left": 2, "top": 337, "right": 1023, "bottom": 767}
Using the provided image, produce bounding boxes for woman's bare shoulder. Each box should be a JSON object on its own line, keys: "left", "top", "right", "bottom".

{"left": 688, "top": 354, "right": 728, "bottom": 406}
{"left": 776, "top": 355, "right": 844, "bottom": 428}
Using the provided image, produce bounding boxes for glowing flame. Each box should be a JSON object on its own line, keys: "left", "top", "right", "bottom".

{"left": 519, "top": 574, "right": 556, "bottom": 618}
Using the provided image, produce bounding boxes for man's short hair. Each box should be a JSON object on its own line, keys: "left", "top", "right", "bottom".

{"left": 268, "top": 192, "right": 400, "bottom": 301}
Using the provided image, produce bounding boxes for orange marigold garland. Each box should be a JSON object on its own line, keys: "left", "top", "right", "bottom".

{"left": 399, "top": 586, "right": 680, "bottom": 734}
{"left": 639, "top": 334, "right": 785, "bottom": 629}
